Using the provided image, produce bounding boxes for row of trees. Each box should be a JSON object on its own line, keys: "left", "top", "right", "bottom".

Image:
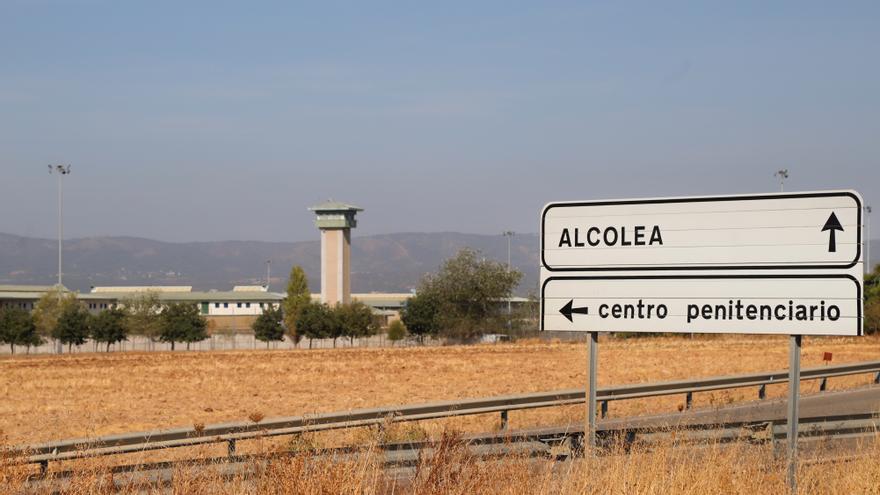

{"left": 2, "top": 249, "right": 525, "bottom": 354}
{"left": 0, "top": 289, "right": 208, "bottom": 353}
{"left": 252, "top": 293, "right": 381, "bottom": 349}
{"left": 265, "top": 265, "right": 382, "bottom": 348}
{"left": 258, "top": 256, "right": 524, "bottom": 348}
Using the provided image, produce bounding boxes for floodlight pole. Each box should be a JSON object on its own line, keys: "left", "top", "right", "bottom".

{"left": 266, "top": 260, "right": 271, "bottom": 291}
{"left": 49, "top": 165, "right": 72, "bottom": 288}
{"left": 502, "top": 231, "right": 515, "bottom": 329}
{"left": 775, "top": 169, "right": 789, "bottom": 192}
{"left": 866, "top": 206, "right": 872, "bottom": 275}
{"left": 49, "top": 165, "right": 71, "bottom": 355}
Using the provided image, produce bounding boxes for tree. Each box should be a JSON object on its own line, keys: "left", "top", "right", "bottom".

{"left": 866, "top": 299, "right": 880, "bottom": 335}
{"left": 123, "top": 291, "right": 164, "bottom": 344}
{"left": 387, "top": 320, "right": 408, "bottom": 346}
{"left": 400, "top": 292, "right": 440, "bottom": 343}
{"left": 282, "top": 266, "right": 312, "bottom": 344}
{"left": 866, "top": 266, "right": 880, "bottom": 334}
{"left": 414, "top": 248, "right": 522, "bottom": 340}
{"left": 90, "top": 308, "right": 128, "bottom": 352}
{"left": 53, "top": 303, "right": 91, "bottom": 352}
{"left": 336, "top": 301, "right": 378, "bottom": 346}
{"left": 160, "top": 303, "right": 208, "bottom": 351}
{"left": 32, "top": 287, "right": 79, "bottom": 346}
{"left": 0, "top": 307, "right": 41, "bottom": 355}
{"left": 253, "top": 306, "right": 285, "bottom": 348}
{"left": 296, "top": 302, "right": 335, "bottom": 349}
{"left": 865, "top": 265, "right": 880, "bottom": 334}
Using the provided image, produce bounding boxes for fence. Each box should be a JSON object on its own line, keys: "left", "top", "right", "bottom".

{"left": 0, "top": 333, "right": 446, "bottom": 356}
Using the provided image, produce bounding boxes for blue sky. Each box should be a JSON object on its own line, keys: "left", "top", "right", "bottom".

{"left": 1, "top": 1, "right": 877, "bottom": 242}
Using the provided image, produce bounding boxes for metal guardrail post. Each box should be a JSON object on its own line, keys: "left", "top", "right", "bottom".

{"left": 39, "top": 460, "right": 48, "bottom": 476}
{"left": 819, "top": 377, "right": 827, "bottom": 392}
{"left": 227, "top": 439, "right": 236, "bottom": 458}
{"left": 758, "top": 384, "right": 766, "bottom": 400}
{"left": 685, "top": 392, "right": 693, "bottom": 410}
{"left": 600, "top": 400, "right": 608, "bottom": 419}
{"left": 875, "top": 372, "right": 880, "bottom": 385}
{"left": 500, "top": 410, "right": 509, "bottom": 431}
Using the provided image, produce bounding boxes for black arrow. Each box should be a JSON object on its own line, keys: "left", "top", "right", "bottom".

{"left": 821, "top": 212, "right": 844, "bottom": 253}
{"left": 560, "top": 300, "right": 589, "bottom": 322}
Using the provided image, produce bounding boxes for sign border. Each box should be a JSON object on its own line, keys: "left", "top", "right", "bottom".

{"left": 541, "top": 191, "right": 862, "bottom": 272}
{"left": 540, "top": 273, "right": 863, "bottom": 336}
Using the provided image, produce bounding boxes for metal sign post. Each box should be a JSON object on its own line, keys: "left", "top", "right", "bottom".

{"left": 586, "top": 331, "right": 598, "bottom": 450}
{"left": 788, "top": 335, "right": 802, "bottom": 492}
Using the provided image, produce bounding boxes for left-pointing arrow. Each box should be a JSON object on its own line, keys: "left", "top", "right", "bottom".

{"left": 560, "top": 300, "right": 590, "bottom": 322}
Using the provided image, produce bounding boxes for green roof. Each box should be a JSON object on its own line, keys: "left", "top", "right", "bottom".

{"left": 0, "top": 284, "right": 67, "bottom": 293}
{"left": 308, "top": 200, "right": 363, "bottom": 212}
{"left": 79, "top": 291, "right": 285, "bottom": 303}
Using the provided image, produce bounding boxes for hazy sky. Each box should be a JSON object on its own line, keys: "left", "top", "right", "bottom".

{"left": 1, "top": 1, "right": 877, "bottom": 242}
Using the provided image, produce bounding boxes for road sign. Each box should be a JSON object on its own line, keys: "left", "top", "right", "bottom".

{"left": 539, "top": 190, "right": 864, "bottom": 336}
{"left": 543, "top": 274, "right": 862, "bottom": 336}
{"left": 541, "top": 190, "right": 865, "bottom": 491}
{"left": 542, "top": 191, "right": 862, "bottom": 271}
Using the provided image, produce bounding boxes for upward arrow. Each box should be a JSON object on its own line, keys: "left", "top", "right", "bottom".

{"left": 560, "top": 300, "right": 590, "bottom": 323}
{"left": 821, "top": 212, "right": 844, "bottom": 253}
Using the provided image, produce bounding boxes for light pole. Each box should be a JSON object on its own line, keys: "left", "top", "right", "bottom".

{"left": 48, "top": 164, "right": 71, "bottom": 355}
{"left": 502, "top": 231, "right": 515, "bottom": 331}
{"left": 866, "top": 206, "right": 873, "bottom": 275}
{"left": 266, "top": 260, "right": 272, "bottom": 291}
{"left": 48, "top": 165, "right": 71, "bottom": 288}
{"left": 774, "top": 169, "right": 789, "bottom": 192}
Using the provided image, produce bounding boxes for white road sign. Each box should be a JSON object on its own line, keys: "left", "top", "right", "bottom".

{"left": 542, "top": 191, "right": 862, "bottom": 271}
{"left": 542, "top": 275, "right": 861, "bottom": 336}
{"left": 540, "top": 191, "right": 864, "bottom": 336}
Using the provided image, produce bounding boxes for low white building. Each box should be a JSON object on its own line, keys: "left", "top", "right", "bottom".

{"left": 83, "top": 286, "right": 284, "bottom": 333}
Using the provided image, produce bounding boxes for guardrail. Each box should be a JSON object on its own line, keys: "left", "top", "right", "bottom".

{"left": 31, "top": 411, "right": 880, "bottom": 490}
{"left": 29, "top": 411, "right": 879, "bottom": 491}
{"left": 17, "top": 360, "right": 880, "bottom": 470}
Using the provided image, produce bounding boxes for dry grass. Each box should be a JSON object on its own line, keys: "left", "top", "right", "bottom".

{"left": 2, "top": 429, "right": 879, "bottom": 494}
{"left": 1, "top": 335, "right": 879, "bottom": 447}
{"left": 2, "top": 336, "right": 880, "bottom": 493}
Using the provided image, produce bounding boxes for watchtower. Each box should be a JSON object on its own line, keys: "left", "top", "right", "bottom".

{"left": 309, "top": 201, "right": 363, "bottom": 305}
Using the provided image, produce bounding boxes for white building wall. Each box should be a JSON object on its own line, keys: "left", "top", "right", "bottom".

{"left": 207, "top": 301, "right": 279, "bottom": 316}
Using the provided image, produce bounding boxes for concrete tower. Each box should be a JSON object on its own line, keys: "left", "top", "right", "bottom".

{"left": 309, "top": 201, "right": 363, "bottom": 306}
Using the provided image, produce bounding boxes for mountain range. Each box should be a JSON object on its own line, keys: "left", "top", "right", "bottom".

{"left": 0, "top": 232, "right": 540, "bottom": 294}
{"left": 1, "top": 232, "right": 876, "bottom": 295}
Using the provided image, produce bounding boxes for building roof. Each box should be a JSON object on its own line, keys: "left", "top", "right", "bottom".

{"left": 80, "top": 290, "right": 285, "bottom": 302}
{"left": 0, "top": 284, "right": 66, "bottom": 293}
{"left": 308, "top": 293, "right": 411, "bottom": 308}
{"left": 352, "top": 293, "right": 411, "bottom": 308}
{"left": 91, "top": 286, "right": 192, "bottom": 293}
{"left": 0, "top": 284, "right": 69, "bottom": 301}
{"left": 0, "top": 291, "right": 57, "bottom": 300}
{"left": 308, "top": 200, "right": 363, "bottom": 212}
{"left": 232, "top": 285, "right": 268, "bottom": 292}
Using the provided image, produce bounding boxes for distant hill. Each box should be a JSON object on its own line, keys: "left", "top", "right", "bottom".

{"left": 2, "top": 233, "right": 875, "bottom": 295}
{"left": 0, "top": 232, "right": 540, "bottom": 295}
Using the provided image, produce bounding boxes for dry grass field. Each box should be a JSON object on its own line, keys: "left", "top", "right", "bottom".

{"left": 2, "top": 335, "right": 880, "bottom": 493}
{"left": 1, "top": 335, "right": 879, "bottom": 445}
{"left": 2, "top": 427, "right": 879, "bottom": 494}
